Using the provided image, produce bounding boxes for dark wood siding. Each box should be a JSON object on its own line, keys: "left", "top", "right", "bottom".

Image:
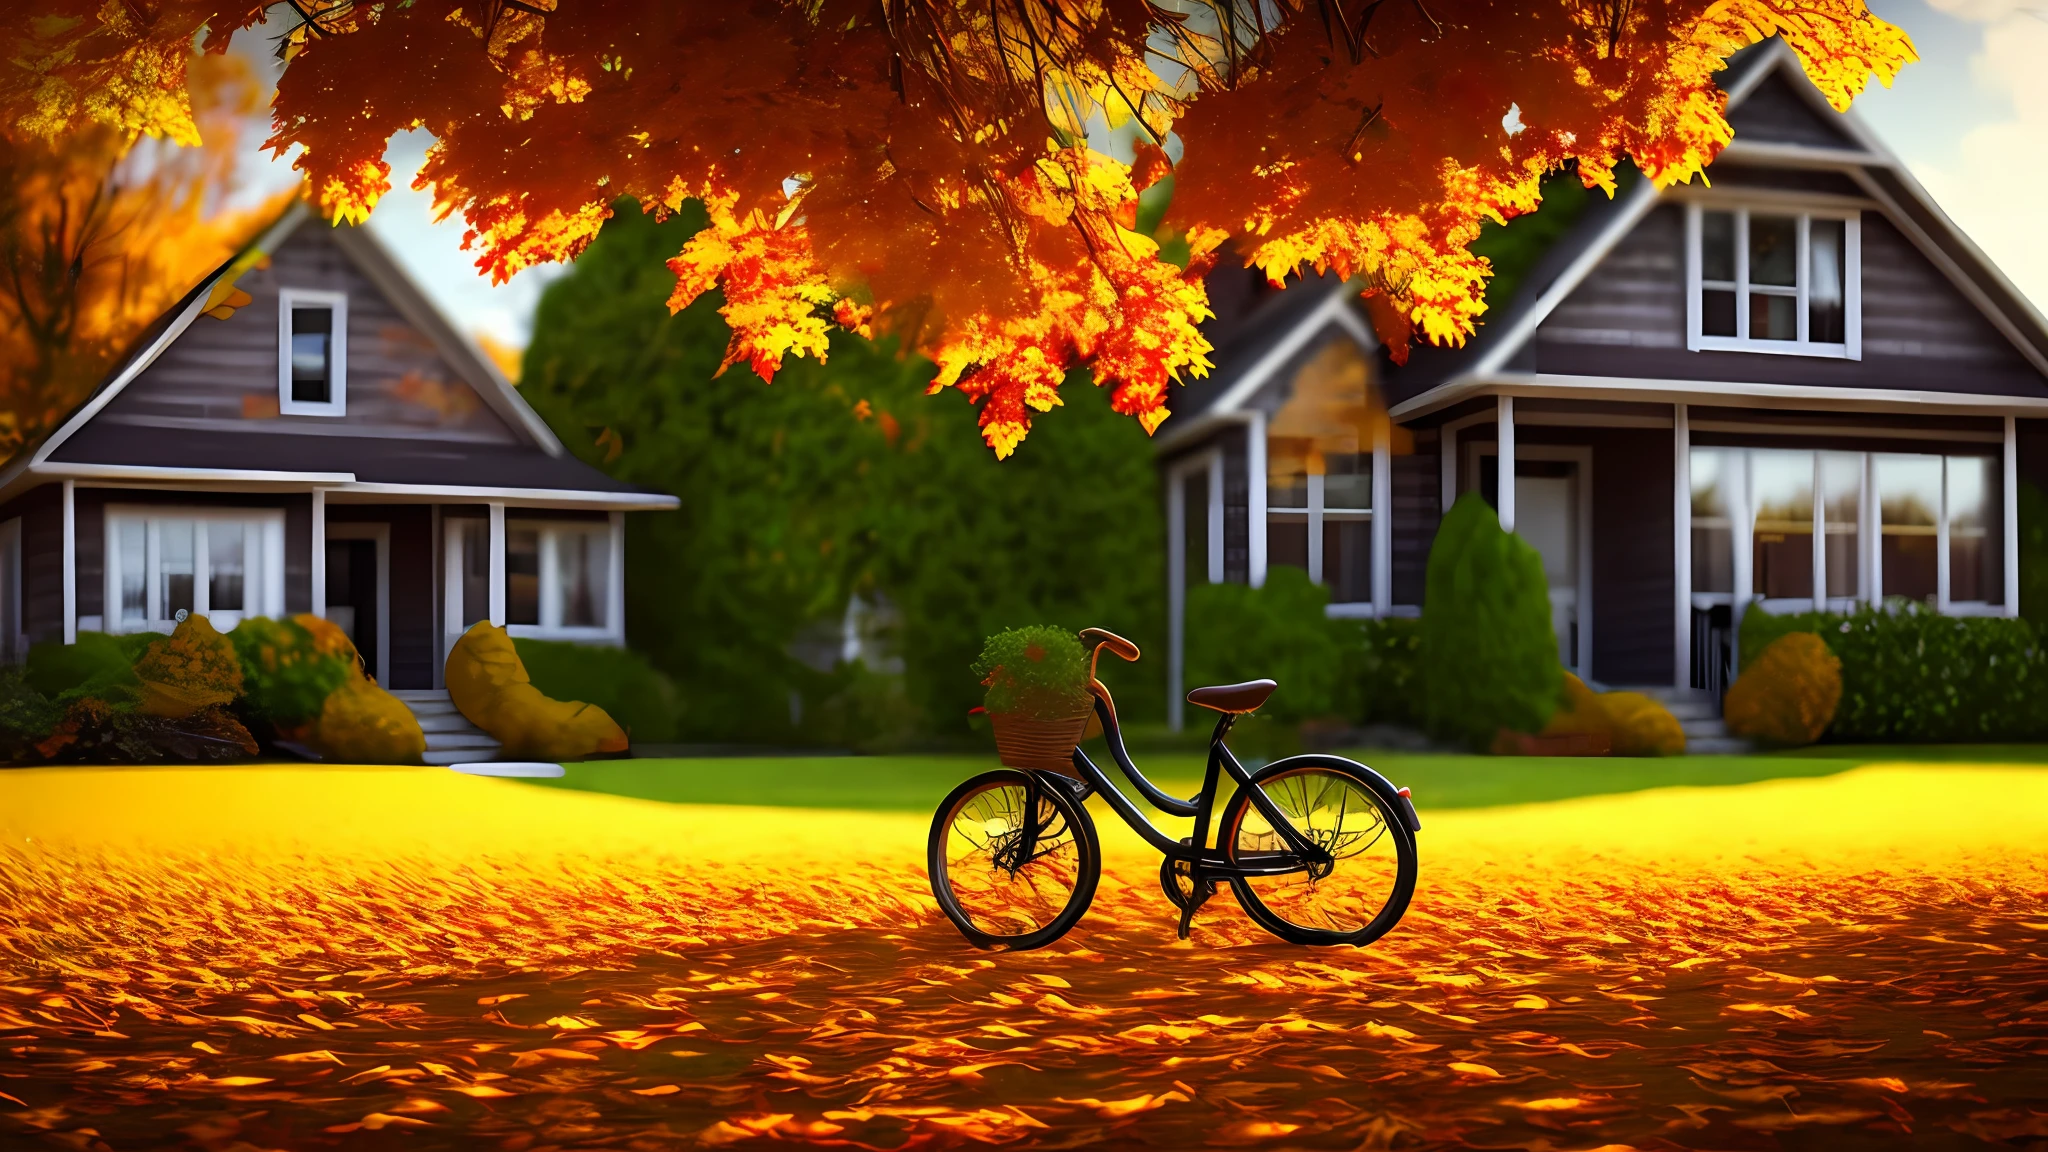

{"left": 1390, "top": 433, "right": 1439, "bottom": 607}
{"left": 1535, "top": 206, "right": 2048, "bottom": 399}
{"left": 0, "top": 486, "right": 64, "bottom": 646}
{"left": 95, "top": 222, "right": 521, "bottom": 447}
{"left": 1520, "top": 426, "right": 1675, "bottom": 686}
{"left": 1726, "top": 70, "right": 1862, "bottom": 150}
{"left": 328, "top": 503, "right": 437, "bottom": 690}
{"left": 1222, "top": 426, "right": 1250, "bottom": 584}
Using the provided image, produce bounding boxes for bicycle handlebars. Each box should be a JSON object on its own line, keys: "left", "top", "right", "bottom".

{"left": 1080, "top": 627, "right": 1139, "bottom": 663}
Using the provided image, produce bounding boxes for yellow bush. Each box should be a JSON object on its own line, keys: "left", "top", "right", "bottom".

{"left": 134, "top": 615, "right": 243, "bottom": 718}
{"left": 1725, "top": 632, "right": 1842, "bottom": 748}
{"left": 1599, "top": 691, "right": 1687, "bottom": 757}
{"left": 445, "top": 622, "right": 628, "bottom": 762}
{"left": 313, "top": 675, "right": 426, "bottom": 765}
{"left": 1538, "top": 673, "right": 1685, "bottom": 756}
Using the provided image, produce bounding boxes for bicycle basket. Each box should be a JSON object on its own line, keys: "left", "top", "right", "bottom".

{"left": 990, "top": 710, "right": 1091, "bottom": 777}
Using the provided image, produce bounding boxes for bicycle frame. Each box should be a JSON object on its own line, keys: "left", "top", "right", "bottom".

{"left": 1055, "top": 686, "right": 1336, "bottom": 879}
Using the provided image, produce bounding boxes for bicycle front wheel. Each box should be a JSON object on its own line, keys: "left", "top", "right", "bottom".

{"left": 1220, "top": 759, "right": 1416, "bottom": 947}
{"left": 928, "top": 769, "right": 1100, "bottom": 951}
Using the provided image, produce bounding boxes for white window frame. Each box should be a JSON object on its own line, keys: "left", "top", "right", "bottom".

{"left": 277, "top": 287, "right": 349, "bottom": 417}
{"left": 500, "top": 518, "right": 625, "bottom": 645}
{"left": 101, "top": 506, "right": 287, "bottom": 635}
{"left": 1269, "top": 470, "right": 1378, "bottom": 616}
{"left": 1689, "top": 446, "right": 2013, "bottom": 623}
{"left": 1685, "top": 204, "right": 1861, "bottom": 360}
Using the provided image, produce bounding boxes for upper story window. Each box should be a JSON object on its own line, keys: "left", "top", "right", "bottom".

{"left": 277, "top": 288, "right": 348, "bottom": 416}
{"left": 1686, "top": 205, "right": 1859, "bottom": 359}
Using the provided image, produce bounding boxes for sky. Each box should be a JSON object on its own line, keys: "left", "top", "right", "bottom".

{"left": 219, "top": 2, "right": 2048, "bottom": 351}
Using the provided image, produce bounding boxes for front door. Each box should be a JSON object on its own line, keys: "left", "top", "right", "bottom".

{"left": 1514, "top": 461, "right": 1582, "bottom": 672}
{"left": 324, "top": 526, "right": 389, "bottom": 685}
{"left": 1476, "top": 450, "right": 1589, "bottom": 674}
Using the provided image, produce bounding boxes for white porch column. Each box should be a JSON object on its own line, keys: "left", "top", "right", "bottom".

{"left": 1207, "top": 454, "right": 1224, "bottom": 584}
{"left": 1371, "top": 409, "right": 1393, "bottom": 615}
{"left": 310, "top": 488, "right": 327, "bottom": 617}
{"left": 1166, "top": 474, "right": 1186, "bottom": 731}
{"left": 60, "top": 480, "right": 76, "bottom": 644}
{"left": 2005, "top": 416, "right": 2021, "bottom": 617}
{"left": 1439, "top": 425, "right": 1457, "bottom": 515}
{"left": 1673, "top": 404, "right": 1690, "bottom": 690}
{"left": 1730, "top": 452, "right": 1753, "bottom": 658}
{"left": 1496, "top": 395, "right": 1516, "bottom": 533}
{"left": 1937, "top": 460, "right": 1952, "bottom": 613}
{"left": 608, "top": 511, "right": 627, "bottom": 641}
{"left": 1246, "top": 412, "right": 1268, "bottom": 589}
{"left": 487, "top": 501, "right": 507, "bottom": 626}
{"left": 1810, "top": 453, "right": 1826, "bottom": 610}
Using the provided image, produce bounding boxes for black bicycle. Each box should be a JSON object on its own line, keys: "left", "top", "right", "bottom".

{"left": 928, "top": 628, "right": 1421, "bottom": 950}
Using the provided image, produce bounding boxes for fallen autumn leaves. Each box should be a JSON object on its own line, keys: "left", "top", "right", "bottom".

{"left": 1, "top": 765, "right": 2045, "bottom": 1149}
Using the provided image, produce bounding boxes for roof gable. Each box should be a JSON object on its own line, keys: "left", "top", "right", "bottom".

{"left": 1726, "top": 68, "right": 1863, "bottom": 151}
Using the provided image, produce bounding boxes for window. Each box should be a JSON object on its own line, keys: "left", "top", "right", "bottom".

{"left": 277, "top": 288, "right": 348, "bottom": 416}
{"left": 1690, "top": 448, "right": 2005, "bottom": 615}
{"left": 1688, "top": 205, "right": 1858, "bottom": 357}
{"left": 446, "top": 515, "right": 618, "bottom": 640}
{"left": 102, "top": 508, "right": 285, "bottom": 633}
{"left": 1266, "top": 339, "right": 1376, "bottom": 605}
{"left": 1690, "top": 450, "right": 1736, "bottom": 595}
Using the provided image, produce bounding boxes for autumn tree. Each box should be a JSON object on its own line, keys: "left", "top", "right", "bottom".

{"left": 6, "top": 2, "right": 1914, "bottom": 456}
{"left": 521, "top": 201, "right": 1163, "bottom": 742}
{"left": 0, "top": 48, "right": 274, "bottom": 458}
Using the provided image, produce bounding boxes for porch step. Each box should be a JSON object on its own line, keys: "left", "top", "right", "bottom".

{"left": 392, "top": 689, "right": 503, "bottom": 766}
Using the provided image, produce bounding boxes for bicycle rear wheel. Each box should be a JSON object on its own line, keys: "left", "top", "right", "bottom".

{"left": 1220, "top": 759, "right": 1416, "bottom": 947}
{"left": 929, "top": 769, "right": 1100, "bottom": 951}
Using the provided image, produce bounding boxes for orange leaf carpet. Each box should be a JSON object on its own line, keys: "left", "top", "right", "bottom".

{"left": 2, "top": 764, "right": 2044, "bottom": 1149}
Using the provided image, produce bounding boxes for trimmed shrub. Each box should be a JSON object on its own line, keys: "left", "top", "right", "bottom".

{"left": 1599, "top": 691, "right": 1686, "bottom": 757}
{"left": 134, "top": 615, "right": 243, "bottom": 719}
{"left": 1423, "top": 492, "right": 1561, "bottom": 749}
{"left": 25, "top": 631, "right": 149, "bottom": 704}
{"left": 1353, "top": 617, "right": 1424, "bottom": 728}
{"left": 1186, "top": 565, "right": 1360, "bottom": 724}
{"left": 1740, "top": 602, "right": 2047, "bottom": 742}
{"left": 448, "top": 622, "right": 629, "bottom": 761}
{"left": 313, "top": 675, "right": 426, "bottom": 765}
{"left": 1726, "top": 632, "right": 1842, "bottom": 747}
{"left": 1537, "top": 673, "right": 1684, "bottom": 757}
{"left": 514, "top": 638, "right": 681, "bottom": 744}
{"left": 231, "top": 615, "right": 358, "bottom": 734}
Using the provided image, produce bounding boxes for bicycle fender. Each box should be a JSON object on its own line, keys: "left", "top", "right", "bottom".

{"left": 1257, "top": 754, "right": 1422, "bottom": 833}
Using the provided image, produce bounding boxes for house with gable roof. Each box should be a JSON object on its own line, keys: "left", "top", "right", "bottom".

{"left": 1158, "top": 41, "right": 2048, "bottom": 730}
{"left": 0, "top": 200, "right": 675, "bottom": 755}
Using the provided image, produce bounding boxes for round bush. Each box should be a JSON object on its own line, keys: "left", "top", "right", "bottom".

{"left": 1726, "top": 632, "right": 1842, "bottom": 747}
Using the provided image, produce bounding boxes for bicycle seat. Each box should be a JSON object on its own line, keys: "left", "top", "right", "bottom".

{"left": 1186, "top": 679, "right": 1277, "bottom": 714}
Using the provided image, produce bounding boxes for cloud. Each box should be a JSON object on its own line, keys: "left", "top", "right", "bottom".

{"left": 1905, "top": 7, "right": 2048, "bottom": 313}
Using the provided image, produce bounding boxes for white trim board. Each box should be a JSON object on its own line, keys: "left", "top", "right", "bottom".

{"left": 1391, "top": 372, "right": 2048, "bottom": 422}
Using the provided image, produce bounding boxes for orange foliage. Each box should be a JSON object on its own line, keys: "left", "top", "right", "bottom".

{"left": 0, "top": 47, "right": 283, "bottom": 459}
{"left": 4, "top": 3, "right": 1914, "bottom": 455}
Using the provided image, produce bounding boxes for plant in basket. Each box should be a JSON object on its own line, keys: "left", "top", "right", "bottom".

{"left": 972, "top": 626, "right": 1092, "bottom": 775}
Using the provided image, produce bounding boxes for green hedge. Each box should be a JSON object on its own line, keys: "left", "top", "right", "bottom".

{"left": 1185, "top": 566, "right": 1361, "bottom": 725}
{"left": 513, "top": 638, "right": 680, "bottom": 744}
{"left": 1354, "top": 617, "right": 1425, "bottom": 729}
{"left": 1423, "top": 493, "right": 1561, "bottom": 749}
{"left": 1739, "top": 603, "right": 2048, "bottom": 742}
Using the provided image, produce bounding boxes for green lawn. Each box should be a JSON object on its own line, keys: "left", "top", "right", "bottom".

{"left": 524, "top": 741, "right": 2048, "bottom": 814}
